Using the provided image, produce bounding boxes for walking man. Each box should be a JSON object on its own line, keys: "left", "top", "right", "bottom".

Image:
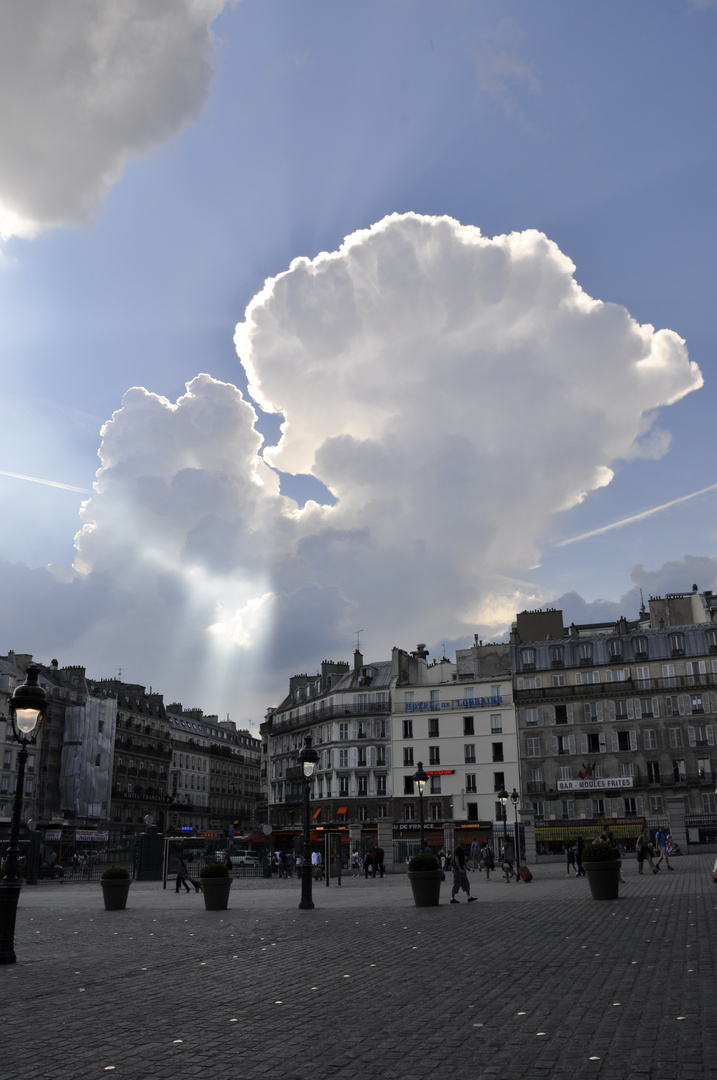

{"left": 175, "top": 855, "right": 201, "bottom": 893}
{"left": 450, "top": 842, "right": 477, "bottom": 903}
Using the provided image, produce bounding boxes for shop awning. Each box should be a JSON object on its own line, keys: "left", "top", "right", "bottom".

{"left": 312, "top": 808, "right": 322, "bottom": 820}
{"left": 337, "top": 806, "right": 348, "bottom": 815}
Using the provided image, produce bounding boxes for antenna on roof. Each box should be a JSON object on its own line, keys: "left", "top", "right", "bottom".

{"left": 354, "top": 629, "right": 364, "bottom": 649}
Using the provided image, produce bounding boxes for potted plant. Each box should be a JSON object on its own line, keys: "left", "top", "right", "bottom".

{"left": 407, "top": 853, "right": 442, "bottom": 907}
{"left": 199, "top": 862, "right": 231, "bottom": 910}
{"left": 582, "top": 842, "right": 621, "bottom": 901}
{"left": 101, "top": 866, "right": 131, "bottom": 910}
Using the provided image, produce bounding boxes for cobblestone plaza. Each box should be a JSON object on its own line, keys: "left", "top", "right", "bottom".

{"left": 3, "top": 857, "right": 715, "bottom": 1079}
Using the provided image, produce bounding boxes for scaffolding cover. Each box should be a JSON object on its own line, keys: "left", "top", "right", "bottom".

{"left": 60, "top": 695, "right": 117, "bottom": 819}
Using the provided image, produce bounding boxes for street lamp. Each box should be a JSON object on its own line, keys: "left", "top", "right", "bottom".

{"left": 413, "top": 761, "right": 428, "bottom": 850}
{"left": 497, "top": 783, "right": 509, "bottom": 861}
{"left": 510, "top": 787, "right": 521, "bottom": 880}
{"left": 298, "top": 735, "right": 319, "bottom": 910}
{"left": 0, "top": 666, "right": 48, "bottom": 964}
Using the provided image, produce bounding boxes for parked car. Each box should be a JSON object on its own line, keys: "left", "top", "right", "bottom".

{"left": 229, "top": 850, "right": 260, "bottom": 866}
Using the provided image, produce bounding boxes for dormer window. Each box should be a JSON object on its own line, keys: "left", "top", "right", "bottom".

{"left": 578, "top": 643, "right": 593, "bottom": 665}
{"left": 549, "top": 646, "right": 564, "bottom": 668}
{"left": 669, "top": 633, "right": 685, "bottom": 657}
{"left": 633, "top": 636, "right": 648, "bottom": 660}
{"left": 522, "top": 648, "right": 536, "bottom": 671}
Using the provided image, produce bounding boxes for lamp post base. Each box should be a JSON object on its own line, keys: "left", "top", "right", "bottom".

{"left": 0, "top": 879, "right": 22, "bottom": 964}
{"left": 299, "top": 863, "right": 314, "bottom": 909}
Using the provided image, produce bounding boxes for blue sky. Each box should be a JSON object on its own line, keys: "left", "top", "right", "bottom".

{"left": 1, "top": 1, "right": 716, "bottom": 726}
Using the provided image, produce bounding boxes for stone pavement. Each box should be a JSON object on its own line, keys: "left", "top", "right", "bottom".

{"left": 2, "top": 855, "right": 715, "bottom": 1080}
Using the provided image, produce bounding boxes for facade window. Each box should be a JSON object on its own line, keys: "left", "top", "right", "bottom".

{"left": 491, "top": 685, "right": 502, "bottom": 699}
{"left": 647, "top": 760, "right": 661, "bottom": 784}
{"left": 404, "top": 776, "right": 414, "bottom": 795}
{"left": 377, "top": 805, "right": 387, "bottom": 818}
{"left": 357, "top": 747, "right": 367, "bottom": 767}
{"left": 490, "top": 714, "right": 503, "bottom": 733}
{"left": 467, "top": 804, "right": 479, "bottom": 821}
{"left": 557, "top": 735, "right": 571, "bottom": 755}
{"left": 492, "top": 742, "right": 504, "bottom": 762}
{"left": 608, "top": 639, "right": 623, "bottom": 659}
{"left": 697, "top": 758, "right": 711, "bottom": 779}
{"left": 339, "top": 723, "right": 349, "bottom": 741}
{"left": 662, "top": 665, "right": 676, "bottom": 688}
{"left": 673, "top": 760, "right": 687, "bottom": 782}
{"left": 643, "top": 729, "right": 657, "bottom": 750}
{"left": 649, "top": 795, "right": 663, "bottom": 814}
{"left": 624, "top": 797, "right": 637, "bottom": 816}
{"left": 428, "top": 746, "right": 440, "bottom": 766}
{"left": 357, "top": 776, "right": 368, "bottom": 796}
{"left": 526, "top": 738, "right": 541, "bottom": 757}
{"left": 617, "top": 731, "right": 632, "bottom": 752}
{"left": 522, "top": 648, "right": 536, "bottom": 668}
{"left": 339, "top": 748, "right": 349, "bottom": 768}
{"left": 465, "top": 773, "right": 477, "bottom": 793}
{"left": 701, "top": 793, "right": 717, "bottom": 814}
{"left": 669, "top": 727, "right": 683, "bottom": 749}
{"left": 404, "top": 692, "right": 414, "bottom": 705}
{"left": 669, "top": 632, "right": 685, "bottom": 655}
{"left": 3, "top": 751, "right": 11, "bottom": 769}
{"left": 376, "top": 746, "right": 386, "bottom": 766}
{"left": 430, "top": 803, "right": 442, "bottom": 821}
{"left": 552, "top": 674, "right": 566, "bottom": 687}
{"left": 24, "top": 778, "right": 33, "bottom": 795}
{"left": 428, "top": 717, "right": 439, "bottom": 738}
{"left": 549, "top": 646, "right": 564, "bottom": 667}
{"left": 403, "top": 747, "right": 414, "bottom": 767}
{"left": 430, "top": 690, "right": 440, "bottom": 706}
{"left": 692, "top": 696, "right": 704, "bottom": 714}
{"left": 403, "top": 719, "right": 413, "bottom": 739}
{"left": 463, "top": 716, "right": 474, "bottom": 736}
{"left": 640, "top": 699, "right": 654, "bottom": 718}
{"left": 464, "top": 744, "right": 476, "bottom": 764}
{"left": 579, "top": 643, "right": 593, "bottom": 664}
{"left": 665, "top": 696, "right": 680, "bottom": 716}
{"left": 493, "top": 771, "right": 505, "bottom": 792}
{"left": 555, "top": 705, "right": 568, "bottom": 725}
{"left": 525, "top": 708, "right": 538, "bottom": 726}
{"left": 592, "top": 798, "right": 606, "bottom": 817}
{"left": 404, "top": 804, "right": 415, "bottom": 821}
{"left": 358, "top": 806, "right": 368, "bottom": 822}
{"left": 633, "top": 636, "right": 648, "bottom": 658}
{"left": 430, "top": 775, "right": 441, "bottom": 795}
{"left": 357, "top": 721, "right": 366, "bottom": 739}
{"left": 376, "top": 775, "right": 387, "bottom": 795}
{"left": 339, "top": 775, "right": 350, "bottom": 797}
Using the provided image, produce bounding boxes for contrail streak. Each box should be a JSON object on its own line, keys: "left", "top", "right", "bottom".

{"left": 556, "top": 481, "right": 717, "bottom": 547}
{"left": 0, "top": 469, "right": 92, "bottom": 494}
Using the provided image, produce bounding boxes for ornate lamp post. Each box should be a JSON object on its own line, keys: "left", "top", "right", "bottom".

{"left": 413, "top": 761, "right": 428, "bottom": 850}
{"left": 497, "top": 783, "right": 509, "bottom": 861}
{"left": 510, "top": 787, "right": 521, "bottom": 880}
{"left": 0, "top": 666, "right": 48, "bottom": 964}
{"left": 298, "top": 735, "right": 319, "bottom": 910}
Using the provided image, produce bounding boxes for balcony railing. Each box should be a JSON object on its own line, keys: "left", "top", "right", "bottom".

{"left": 266, "top": 699, "right": 391, "bottom": 732}
{"left": 515, "top": 671, "right": 717, "bottom": 701}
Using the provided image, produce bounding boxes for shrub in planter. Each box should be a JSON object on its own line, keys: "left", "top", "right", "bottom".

{"left": 199, "top": 862, "right": 229, "bottom": 878}
{"left": 582, "top": 842, "right": 617, "bottom": 862}
{"left": 407, "top": 853, "right": 442, "bottom": 907}
{"left": 408, "top": 854, "right": 439, "bottom": 872}
{"left": 199, "top": 862, "right": 231, "bottom": 910}
{"left": 102, "top": 865, "right": 130, "bottom": 879}
{"left": 100, "top": 865, "right": 131, "bottom": 910}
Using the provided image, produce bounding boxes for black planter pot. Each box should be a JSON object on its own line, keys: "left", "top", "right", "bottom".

{"left": 101, "top": 879, "right": 131, "bottom": 910}
{"left": 583, "top": 859, "right": 621, "bottom": 900}
{"left": 407, "top": 870, "right": 443, "bottom": 907}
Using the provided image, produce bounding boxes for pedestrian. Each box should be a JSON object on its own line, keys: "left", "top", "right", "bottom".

{"left": 374, "top": 845, "right": 385, "bottom": 878}
{"left": 480, "top": 840, "right": 494, "bottom": 881}
{"left": 654, "top": 828, "right": 673, "bottom": 871}
{"left": 351, "top": 850, "right": 360, "bottom": 877}
{"left": 175, "top": 855, "right": 201, "bottom": 893}
{"left": 224, "top": 850, "right": 233, "bottom": 874}
{"left": 450, "top": 842, "right": 477, "bottom": 903}
{"left": 470, "top": 838, "right": 480, "bottom": 870}
{"left": 605, "top": 830, "right": 626, "bottom": 882}
{"left": 363, "top": 849, "right": 375, "bottom": 879}
{"left": 575, "top": 836, "right": 586, "bottom": 877}
{"left": 565, "top": 841, "right": 577, "bottom": 877}
{"left": 502, "top": 839, "right": 516, "bottom": 881}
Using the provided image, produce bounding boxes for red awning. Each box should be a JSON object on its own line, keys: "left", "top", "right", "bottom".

{"left": 312, "top": 808, "right": 322, "bottom": 820}
{"left": 337, "top": 806, "right": 348, "bottom": 815}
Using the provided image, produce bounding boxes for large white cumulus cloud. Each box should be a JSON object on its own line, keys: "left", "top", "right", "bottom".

{"left": 0, "top": 0, "right": 230, "bottom": 239}
{"left": 61, "top": 213, "right": 704, "bottom": 720}
{"left": 236, "top": 213, "right": 702, "bottom": 581}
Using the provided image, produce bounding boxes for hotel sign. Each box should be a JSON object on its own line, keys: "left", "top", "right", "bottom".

{"left": 557, "top": 777, "right": 634, "bottom": 792}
